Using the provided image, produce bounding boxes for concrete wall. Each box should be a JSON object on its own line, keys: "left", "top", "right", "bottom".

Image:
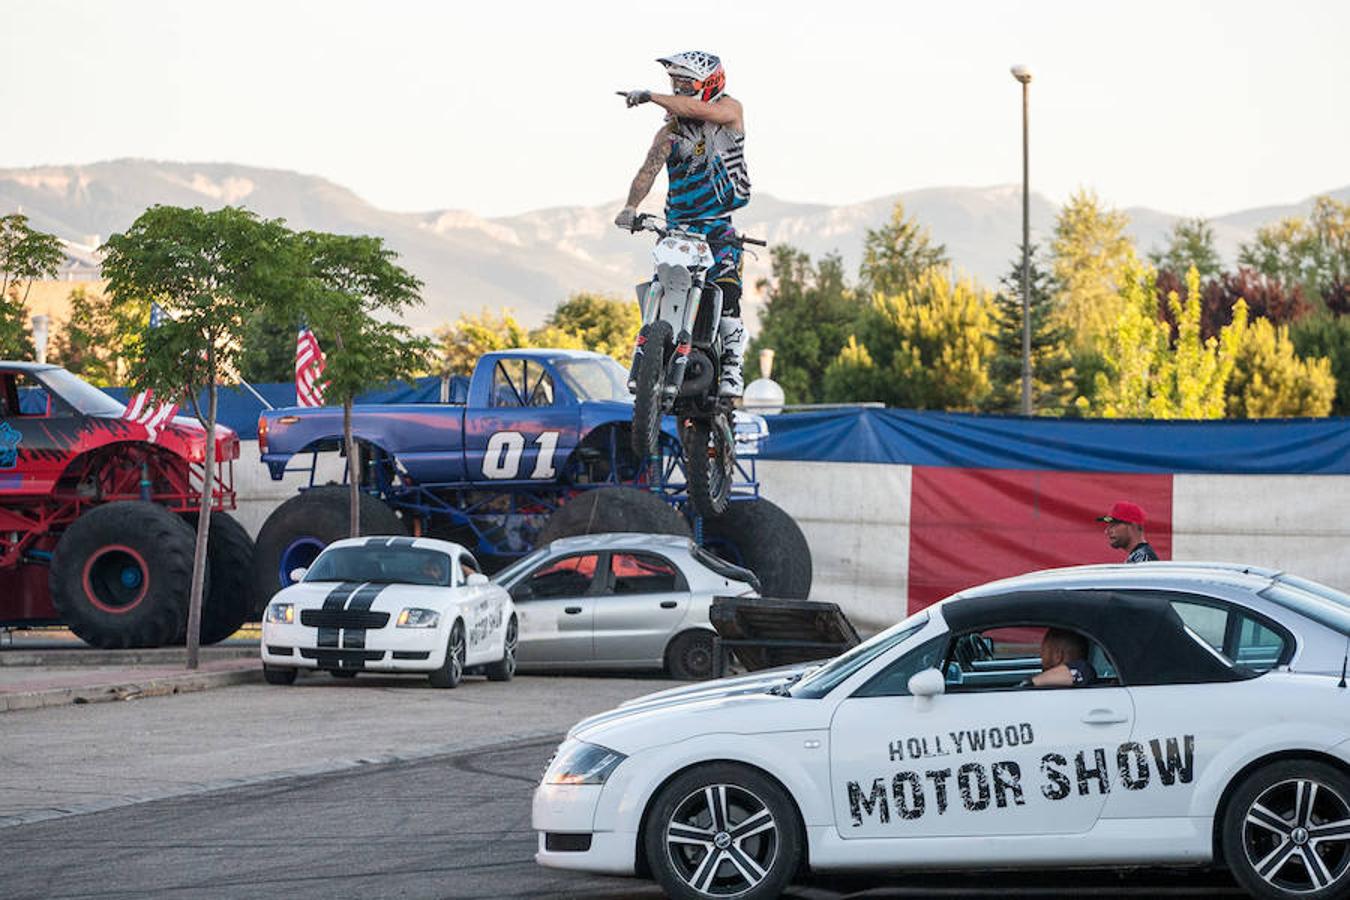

{"left": 230, "top": 441, "right": 345, "bottom": 538}
{"left": 1171, "top": 474, "right": 1350, "bottom": 590}
{"left": 231, "top": 442, "right": 1350, "bottom": 635}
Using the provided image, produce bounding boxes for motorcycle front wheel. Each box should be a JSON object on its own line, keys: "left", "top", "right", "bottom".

{"left": 684, "top": 411, "right": 735, "bottom": 518}
{"left": 631, "top": 320, "right": 672, "bottom": 461}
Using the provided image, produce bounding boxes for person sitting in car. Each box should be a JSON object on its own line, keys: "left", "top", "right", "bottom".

{"left": 418, "top": 555, "right": 449, "bottom": 586}
{"left": 1030, "top": 627, "right": 1098, "bottom": 687}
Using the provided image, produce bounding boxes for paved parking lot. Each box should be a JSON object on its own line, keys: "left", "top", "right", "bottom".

{"left": 0, "top": 648, "right": 1247, "bottom": 898}
{"left": 0, "top": 667, "right": 661, "bottom": 827}
{"left": 0, "top": 734, "right": 1244, "bottom": 899}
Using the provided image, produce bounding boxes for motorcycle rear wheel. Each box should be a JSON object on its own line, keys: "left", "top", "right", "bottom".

{"left": 684, "top": 412, "right": 735, "bottom": 518}
{"left": 631, "top": 321, "right": 672, "bottom": 461}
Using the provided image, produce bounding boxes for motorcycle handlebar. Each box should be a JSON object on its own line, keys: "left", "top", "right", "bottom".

{"left": 626, "top": 214, "right": 765, "bottom": 249}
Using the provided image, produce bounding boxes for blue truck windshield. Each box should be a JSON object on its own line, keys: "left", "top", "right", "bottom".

{"left": 555, "top": 358, "right": 630, "bottom": 403}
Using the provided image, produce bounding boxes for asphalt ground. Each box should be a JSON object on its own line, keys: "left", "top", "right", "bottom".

{"left": 0, "top": 737, "right": 1246, "bottom": 900}
{"left": 0, "top": 633, "right": 1248, "bottom": 898}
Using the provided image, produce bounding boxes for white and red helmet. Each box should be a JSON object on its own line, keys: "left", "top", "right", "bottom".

{"left": 657, "top": 51, "right": 726, "bottom": 103}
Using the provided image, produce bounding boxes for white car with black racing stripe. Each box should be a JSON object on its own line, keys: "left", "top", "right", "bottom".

{"left": 260, "top": 536, "right": 517, "bottom": 688}
{"left": 533, "top": 562, "right": 1350, "bottom": 900}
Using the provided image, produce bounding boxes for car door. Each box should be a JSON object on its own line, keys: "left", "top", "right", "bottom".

{"left": 829, "top": 625, "right": 1135, "bottom": 843}
{"left": 463, "top": 358, "right": 578, "bottom": 484}
{"left": 511, "top": 552, "right": 601, "bottom": 665}
{"left": 591, "top": 550, "right": 690, "bottom": 665}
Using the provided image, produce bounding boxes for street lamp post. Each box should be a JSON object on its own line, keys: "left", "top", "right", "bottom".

{"left": 1010, "top": 63, "right": 1032, "bottom": 415}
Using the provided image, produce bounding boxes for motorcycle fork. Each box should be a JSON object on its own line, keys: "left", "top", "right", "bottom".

{"left": 627, "top": 282, "right": 665, "bottom": 391}
{"left": 663, "top": 281, "right": 704, "bottom": 399}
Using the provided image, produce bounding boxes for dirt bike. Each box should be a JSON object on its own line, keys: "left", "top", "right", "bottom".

{"left": 623, "top": 214, "right": 766, "bottom": 518}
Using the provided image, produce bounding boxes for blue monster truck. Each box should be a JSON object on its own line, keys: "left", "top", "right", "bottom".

{"left": 252, "top": 348, "right": 811, "bottom": 609}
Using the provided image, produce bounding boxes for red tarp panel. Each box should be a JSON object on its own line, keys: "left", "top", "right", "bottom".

{"left": 907, "top": 467, "right": 1173, "bottom": 614}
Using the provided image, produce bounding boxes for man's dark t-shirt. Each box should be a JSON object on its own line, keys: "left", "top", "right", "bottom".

{"left": 1126, "top": 541, "right": 1159, "bottom": 563}
{"left": 1066, "top": 659, "right": 1098, "bottom": 685}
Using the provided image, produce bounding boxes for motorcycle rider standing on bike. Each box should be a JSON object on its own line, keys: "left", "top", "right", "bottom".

{"left": 616, "top": 50, "right": 751, "bottom": 399}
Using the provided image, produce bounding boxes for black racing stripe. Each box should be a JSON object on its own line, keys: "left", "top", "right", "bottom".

{"left": 342, "top": 583, "right": 387, "bottom": 650}
{"left": 319, "top": 581, "right": 362, "bottom": 648}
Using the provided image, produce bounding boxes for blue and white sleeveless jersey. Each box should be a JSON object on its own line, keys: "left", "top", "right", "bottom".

{"left": 663, "top": 117, "right": 750, "bottom": 226}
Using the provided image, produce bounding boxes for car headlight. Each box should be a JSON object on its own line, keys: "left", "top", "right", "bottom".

{"left": 543, "top": 740, "right": 627, "bottom": 785}
{"left": 264, "top": 602, "right": 294, "bottom": 625}
{"left": 396, "top": 608, "right": 440, "bottom": 628}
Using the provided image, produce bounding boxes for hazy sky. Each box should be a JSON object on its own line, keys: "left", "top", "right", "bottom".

{"left": 3, "top": 1, "right": 1346, "bottom": 218}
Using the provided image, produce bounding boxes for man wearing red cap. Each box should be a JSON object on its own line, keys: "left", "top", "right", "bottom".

{"left": 1097, "top": 501, "right": 1159, "bottom": 563}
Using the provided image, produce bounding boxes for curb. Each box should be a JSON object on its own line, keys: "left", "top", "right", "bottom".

{"left": 0, "top": 667, "right": 263, "bottom": 713}
{"left": 0, "top": 645, "right": 259, "bottom": 667}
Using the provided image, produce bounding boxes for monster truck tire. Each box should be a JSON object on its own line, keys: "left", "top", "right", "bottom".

{"left": 49, "top": 502, "right": 196, "bottom": 649}
{"left": 251, "top": 485, "right": 406, "bottom": 617}
{"left": 701, "top": 498, "right": 812, "bottom": 599}
{"left": 178, "top": 511, "right": 255, "bottom": 644}
{"left": 535, "top": 486, "right": 691, "bottom": 547}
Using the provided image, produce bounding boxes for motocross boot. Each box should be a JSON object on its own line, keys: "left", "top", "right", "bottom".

{"left": 717, "top": 316, "right": 746, "bottom": 398}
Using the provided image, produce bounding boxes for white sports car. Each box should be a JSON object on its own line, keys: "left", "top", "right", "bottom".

{"left": 260, "top": 536, "right": 516, "bottom": 688}
{"left": 533, "top": 562, "right": 1350, "bottom": 900}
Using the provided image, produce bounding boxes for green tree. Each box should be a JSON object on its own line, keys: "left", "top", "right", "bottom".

{"left": 1290, "top": 314, "right": 1350, "bottom": 415}
{"left": 238, "top": 312, "right": 299, "bottom": 383}
{"left": 0, "top": 213, "right": 64, "bottom": 359}
{"left": 824, "top": 268, "right": 994, "bottom": 410}
{"left": 1086, "top": 265, "right": 1244, "bottom": 419}
{"left": 1049, "top": 190, "right": 1139, "bottom": 351}
{"left": 1239, "top": 196, "right": 1350, "bottom": 304}
{"left": 745, "top": 245, "right": 862, "bottom": 403}
{"left": 986, "top": 244, "right": 1074, "bottom": 414}
{"left": 530, "top": 292, "right": 639, "bottom": 362}
{"left": 1226, "top": 317, "right": 1335, "bottom": 418}
{"left": 102, "top": 205, "right": 302, "bottom": 668}
{"left": 857, "top": 201, "right": 948, "bottom": 298}
{"left": 48, "top": 287, "right": 129, "bottom": 384}
{"left": 297, "top": 231, "right": 427, "bottom": 536}
{"left": 436, "top": 309, "right": 532, "bottom": 376}
{"left": 1149, "top": 216, "right": 1222, "bottom": 280}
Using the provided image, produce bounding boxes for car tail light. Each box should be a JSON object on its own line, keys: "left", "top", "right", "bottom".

{"left": 257, "top": 416, "right": 268, "bottom": 454}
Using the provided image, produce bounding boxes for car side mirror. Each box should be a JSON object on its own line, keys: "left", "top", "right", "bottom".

{"left": 466, "top": 572, "right": 488, "bottom": 586}
{"left": 908, "top": 668, "right": 945, "bottom": 704}
{"left": 510, "top": 583, "right": 534, "bottom": 601}
{"left": 289, "top": 567, "right": 308, "bottom": 583}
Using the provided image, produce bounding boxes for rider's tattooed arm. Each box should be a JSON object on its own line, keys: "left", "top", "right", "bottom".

{"left": 647, "top": 94, "right": 742, "bottom": 129}
{"left": 625, "top": 124, "right": 673, "bottom": 208}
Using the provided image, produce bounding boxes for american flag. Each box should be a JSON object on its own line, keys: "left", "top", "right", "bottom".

{"left": 121, "top": 304, "right": 180, "bottom": 442}
{"left": 296, "top": 325, "right": 328, "bottom": 407}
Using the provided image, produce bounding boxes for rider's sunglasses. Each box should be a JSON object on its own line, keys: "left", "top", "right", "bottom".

{"left": 670, "top": 76, "right": 698, "bottom": 97}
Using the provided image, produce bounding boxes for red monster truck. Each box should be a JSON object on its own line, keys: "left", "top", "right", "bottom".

{"left": 0, "top": 362, "right": 253, "bottom": 648}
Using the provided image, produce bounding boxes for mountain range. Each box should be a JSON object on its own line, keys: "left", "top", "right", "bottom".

{"left": 2, "top": 160, "right": 1346, "bottom": 332}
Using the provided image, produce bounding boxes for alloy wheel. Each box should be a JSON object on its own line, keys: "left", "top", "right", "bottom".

{"left": 1243, "top": 777, "right": 1350, "bottom": 893}
{"left": 664, "top": 783, "right": 779, "bottom": 896}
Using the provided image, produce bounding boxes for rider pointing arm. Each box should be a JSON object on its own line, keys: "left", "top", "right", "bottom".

{"left": 615, "top": 51, "right": 751, "bottom": 399}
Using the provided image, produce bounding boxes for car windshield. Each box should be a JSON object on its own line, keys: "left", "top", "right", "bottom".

{"left": 555, "top": 357, "right": 630, "bottom": 402}
{"left": 490, "top": 547, "right": 551, "bottom": 586}
{"left": 790, "top": 611, "right": 930, "bottom": 699}
{"left": 38, "top": 368, "right": 127, "bottom": 416}
{"left": 1263, "top": 575, "right": 1350, "bottom": 636}
{"left": 305, "top": 546, "right": 454, "bottom": 587}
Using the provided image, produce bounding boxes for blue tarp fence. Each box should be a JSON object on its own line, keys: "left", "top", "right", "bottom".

{"left": 100, "top": 383, "right": 1350, "bottom": 475}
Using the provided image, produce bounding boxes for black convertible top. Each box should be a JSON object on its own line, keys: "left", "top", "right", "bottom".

{"left": 942, "top": 589, "right": 1244, "bottom": 686}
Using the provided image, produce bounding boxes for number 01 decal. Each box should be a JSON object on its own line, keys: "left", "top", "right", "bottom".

{"left": 483, "top": 430, "right": 560, "bottom": 479}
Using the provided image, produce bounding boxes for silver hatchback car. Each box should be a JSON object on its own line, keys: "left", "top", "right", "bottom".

{"left": 491, "top": 533, "right": 759, "bottom": 680}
